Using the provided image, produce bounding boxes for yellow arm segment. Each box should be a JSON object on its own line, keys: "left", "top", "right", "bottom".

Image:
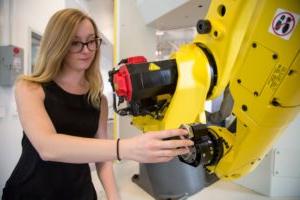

{"left": 132, "top": 43, "right": 212, "bottom": 131}
{"left": 204, "top": 0, "right": 300, "bottom": 180}
{"left": 193, "top": 0, "right": 300, "bottom": 179}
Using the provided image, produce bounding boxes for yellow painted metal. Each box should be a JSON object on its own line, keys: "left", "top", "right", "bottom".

{"left": 206, "top": 0, "right": 300, "bottom": 179}
{"left": 148, "top": 63, "right": 161, "bottom": 71}
{"left": 193, "top": 0, "right": 265, "bottom": 99}
{"left": 131, "top": 0, "right": 300, "bottom": 180}
{"left": 132, "top": 43, "right": 211, "bottom": 131}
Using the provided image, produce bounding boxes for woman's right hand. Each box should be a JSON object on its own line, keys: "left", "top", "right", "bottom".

{"left": 120, "top": 129, "right": 194, "bottom": 163}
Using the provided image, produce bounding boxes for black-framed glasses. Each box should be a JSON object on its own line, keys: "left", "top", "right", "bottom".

{"left": 69, "top": 37, "right": 102, "bottom": 53}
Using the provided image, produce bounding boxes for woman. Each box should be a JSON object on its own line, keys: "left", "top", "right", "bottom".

{"left": 2, "top": 8, "right": 193, "bottom": 200}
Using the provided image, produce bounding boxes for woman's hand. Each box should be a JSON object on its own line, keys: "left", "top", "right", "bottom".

{"left": 120, "top": 129, "right": 194, "bottom": 163}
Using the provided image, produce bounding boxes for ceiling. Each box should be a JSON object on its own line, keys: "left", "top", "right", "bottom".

{"left": 147, "top": 0, "right": 211, "bottom": 30}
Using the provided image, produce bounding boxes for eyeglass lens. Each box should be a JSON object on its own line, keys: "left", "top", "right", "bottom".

{"left": 70, "top": 38, "right": 102, "bottom": 53}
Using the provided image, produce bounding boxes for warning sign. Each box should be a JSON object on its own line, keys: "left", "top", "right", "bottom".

{"left": 269, "top": 8, "right": 300, "bottom": 40}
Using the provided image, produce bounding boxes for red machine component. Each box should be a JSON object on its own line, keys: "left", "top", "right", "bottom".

{"left": 112, "top": 56, "right": 147, "bottom": 101}
{"left": 113, "top": 66, "right": 132, "bottom": 101}
{"left": 109, "top": 56, "right": 178, "bottom": 117}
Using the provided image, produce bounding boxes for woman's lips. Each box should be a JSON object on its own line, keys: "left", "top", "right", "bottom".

{"left": 79, "top": 57, "right": 91, "bottom": 61}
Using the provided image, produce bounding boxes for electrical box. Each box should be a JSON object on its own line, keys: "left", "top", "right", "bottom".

{"left": 0, "top": 45, "right": 24, "bottom": 86}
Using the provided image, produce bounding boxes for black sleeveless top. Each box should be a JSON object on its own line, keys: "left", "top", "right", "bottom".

{"left": 2, "top": 81, "right": 100, "bottom": 200}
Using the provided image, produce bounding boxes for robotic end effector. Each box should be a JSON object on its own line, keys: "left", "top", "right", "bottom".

{"left": 178, "top": 123, "right": 224, "bottom": 168}
{"left": 108, "top": 56, "right": 178, "bottom": 119}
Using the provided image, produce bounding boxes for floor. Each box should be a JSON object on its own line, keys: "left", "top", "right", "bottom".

{"left": 91, "top": 161, "right": 300, "bottom": 200}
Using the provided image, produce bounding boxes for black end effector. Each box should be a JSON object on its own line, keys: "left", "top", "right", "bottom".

{"left": 108, "top": 59, "right": 178, "bottom": 119}
{"left": 178, "top": 123, "right": 223, "bottom": 167}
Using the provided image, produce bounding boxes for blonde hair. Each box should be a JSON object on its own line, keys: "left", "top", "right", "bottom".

{"left": 20, "top": 8, "right": 103, "bottom": 108}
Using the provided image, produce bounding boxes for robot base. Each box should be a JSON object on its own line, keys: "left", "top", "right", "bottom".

{"left": 132, "top": 158, "right": 218, "bottom": 200}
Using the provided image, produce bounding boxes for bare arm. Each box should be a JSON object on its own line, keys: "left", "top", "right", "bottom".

{"left": 16, "top": 80, "right": 193, "bottom": 164}
{"left": 95, "top": 95, "right": 120, "bottom": 200}
{"left": 15, "top": 80, "right": 117, "bottom": 163}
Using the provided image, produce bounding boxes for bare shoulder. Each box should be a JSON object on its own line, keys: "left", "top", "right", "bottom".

{"left": 101, "top": 94, "right": 108, "bottom": 105}
{"left": 100, "top": 94, "right": 108, "bottom": 112}
{"left": 15, "top": 79, "right": 44, "bottom": 99}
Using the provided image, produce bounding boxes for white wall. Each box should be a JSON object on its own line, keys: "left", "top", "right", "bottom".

{"left": 87, "top": 0, "right": 114, "bottom": 125}
{"left": 136, "top": 0, "right": 188, "bottom": 25}
{"left": 0, "top": 87, "right": 22, "bottom": 194}
{"left": 11, "top": 0, "right": 66, "bottom": 72}
{"left": 116, "top": 0, "right": 157, "bottom": 138}
{"left": 271, "top": 115, "right": 300, "bottom": 196}
{"left": 0, "top": 0, "right": 11, "bottom": 45}
{"left": 87, "top": 0, "right": 114, "bottom": 44}
{"left": 118, "top": 0, "right": 156, "bottom": 59}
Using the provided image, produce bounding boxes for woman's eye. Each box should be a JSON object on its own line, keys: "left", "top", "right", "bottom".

{"left": 71, "top": 41, "right": 81, "bottom": 46}
{"left": 88, "top": 39, "right": 96, "bottom": 44}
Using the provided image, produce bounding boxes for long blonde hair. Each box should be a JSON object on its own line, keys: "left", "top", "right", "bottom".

{"left": 20, "top": 8, "right": 103, "bottom": 108}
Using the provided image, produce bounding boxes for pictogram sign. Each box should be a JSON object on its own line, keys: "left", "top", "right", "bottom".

{"left": 269, "top": 9, "right": 300, "bottom": 40}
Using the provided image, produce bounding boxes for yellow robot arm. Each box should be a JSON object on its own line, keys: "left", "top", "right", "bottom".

{"left": 109, "top": 0, "right": 300, "bottom": 180}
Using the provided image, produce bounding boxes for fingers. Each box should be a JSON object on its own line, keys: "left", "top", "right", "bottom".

{"left": 147, "top": 129, "right": 194, "bottom": 150}
{"left": 156, "top": 147, "right": 190, "bottom": 157}
{"left": 158, "top": 139, "right": 194, "bottom": 149}
{"left": 151, "top": 128, "right": 189, "bottom": 139}
{"left": 146, "top": 148, "right": 190, "bottom": 163}
{"left": 133, "top": 129, "right": 194, "bottom": 164}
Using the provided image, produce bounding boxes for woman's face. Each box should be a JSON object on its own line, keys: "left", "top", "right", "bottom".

{"left": 63, "top": 19, "right": 98, "bottom": 72}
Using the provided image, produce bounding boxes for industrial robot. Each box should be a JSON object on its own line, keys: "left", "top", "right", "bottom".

{"left": 109, "top": 0, "right": 300, "bottom": 199}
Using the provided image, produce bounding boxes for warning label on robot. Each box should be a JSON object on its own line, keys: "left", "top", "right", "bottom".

{"left": 269, "top": 9, "right": 300, "bottom": 40}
